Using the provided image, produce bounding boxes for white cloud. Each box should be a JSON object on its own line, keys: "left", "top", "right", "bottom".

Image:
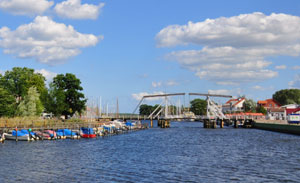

{"left": 54, "top": 0, "right": 104, "bottom": 20}
{"left": 289, "top": 74, "right": 300, "bottom": 88}
{"left": 152, "top": 81, "right": 162, "bottom": 88}
{"left": 132, "top": 91, "right": 165, "bottom": 101}
{"left": 208, "top": 89, "right": 231, "bottom": 95}
{"left": 157, "top": 12, "right": 300, "bottom": 85}
{"left": 252, "top": 85, "right": 264, "bottom": 90}
{"left": 275, "top": 65, "right": 287, "bottom": 70}
{"left": 166, "top": 80, "right": 178, "bottom": 86}
{"left": 0, "top": 0, "right": 53, "bottom": 16}
{"left": 0, "top": 16, "right": 102, "bottom": 65}
{"left": 35, "top": 69, "right": 57, "bottom": 81}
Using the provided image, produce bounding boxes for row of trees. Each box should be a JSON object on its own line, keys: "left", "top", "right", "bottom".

{"left": 0, "top": 67, "right": 86, "bottom": 118}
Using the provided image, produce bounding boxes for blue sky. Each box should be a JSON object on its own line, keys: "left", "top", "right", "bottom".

{"left": 0, "top": 0, "right": 300, "bottom": 113}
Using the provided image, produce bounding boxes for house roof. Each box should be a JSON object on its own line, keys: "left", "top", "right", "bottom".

{"left": 233, "top": 98, "right": 245, "bottom": 106}
{"left": 225, "top": 98, "right": 245, "bottom": 106}
{"left": 225, "top": 99, "right": 238, "bottom": 104}
{"left": 258, "top": 100, "right": 267, "bottom": 104}
{"left": 286, "top": 108, "right": 300, "bottom": 115}
{"left": 257, "top": 99, "right": 281, "bottom": 107}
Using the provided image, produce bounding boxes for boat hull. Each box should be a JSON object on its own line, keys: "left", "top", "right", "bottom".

{"left": 4, "top": 134, "right": 32, "bottom": 141}
{"left": 81, "top": 134, "right": 96, "bottom": 138}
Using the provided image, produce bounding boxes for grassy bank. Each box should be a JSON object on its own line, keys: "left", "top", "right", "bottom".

{"left": 0, "top": 117, "right": 110, "bottom": 129}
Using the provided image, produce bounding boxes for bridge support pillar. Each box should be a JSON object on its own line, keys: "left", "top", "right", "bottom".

{"left": 234, "top": 120, "right": 238, "bottom": 128}
{"left": 220, "top": 119, "right": 224, "bottom": 128}
{"left": 150, "top": 119, "right": 153, "bottom": 128}
{"left": 159, "top": 119, "right": 170, "bottom": 128}
{"left": 204, "top": 119, "right": 216, "bottom": 129}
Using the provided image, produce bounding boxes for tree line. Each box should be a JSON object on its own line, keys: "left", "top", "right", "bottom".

{"left": 0, "top": 67, "right": 86, "bottom": 118}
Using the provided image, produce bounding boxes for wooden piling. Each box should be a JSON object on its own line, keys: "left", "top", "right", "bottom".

{"left": 234, "top": 120, "right": 238, "bottom": 128}
{"left": 220, "top": 119, "right": 224, "bottom": 128}
{"left": 150, "top": 118, "right": 153, "bottom": 128}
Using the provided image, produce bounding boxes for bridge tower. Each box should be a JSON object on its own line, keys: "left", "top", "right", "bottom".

{"left": 189, "top": 93, "right": 232, "bottom": 128}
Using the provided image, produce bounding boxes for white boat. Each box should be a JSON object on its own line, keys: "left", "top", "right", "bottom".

{"left": 3, "top": 133, "right": 34, "bottom": 141}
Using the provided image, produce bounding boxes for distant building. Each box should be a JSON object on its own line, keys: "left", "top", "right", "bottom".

{"left": 257, "top": 99, "right": 281, "bottom": 109}
{"left": 281, "top": 104, "right": 300, "bottom": 115}
{"left": 267, "top": 108, "right": 285, "bottom": 120}
{"left": 222, "top": 97, "right": 245, "bottom": 113}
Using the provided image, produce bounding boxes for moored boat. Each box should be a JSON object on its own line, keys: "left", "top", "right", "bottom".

{"left": 34, "top": 131, "right": 52, "bottom": 140}
{"left": 80, "top": 127, "right": 96, "bottom": 138}
{"left": 3, "top": 130, "right": 34, "bottom": 141}
{"left": 57, "top": 129, "right": 80, "bottom": 139}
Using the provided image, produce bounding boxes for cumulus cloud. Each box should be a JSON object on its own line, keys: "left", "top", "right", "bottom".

{"left": 152, "top": 81, "right": 162, "bottom": 88}
{"left": 0, "top": 16, "right": 102, "bottom": 65}
{"left": 35, "top": 69, "right": 57, "bottom": 81}
{"left": 157, "top": 12, "right": 300, "bottom": 85}
{"left": 55, "top": 0, "right": 104, "bottom": 20}
{"left": 132, "top": 91, "right": 165, "bottom": 101}
{"left": 275, "top": 65, "right": 287, "bottom": 70}
{"left": 289, "top": 74, "right": 300, "bottom": 88}
{"left": 0, "top": 0, "right": 53, "bottom": 16}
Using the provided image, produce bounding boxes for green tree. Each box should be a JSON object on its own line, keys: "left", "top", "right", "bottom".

{"left": 0, "top": 67, "right": 47, "bottom": 104}
{"left": 256, "top": 106, "right": 267, "bottom": 114}
{"left": 244, "top": 99, "right": 257, "bottom": 112}
{"left": 190, "top": 99, "right": 207, "bottom": 115}
{"left": 139, "top": 104, "right": 153, "bottom": 115}
{"left": 16, "top": 86, "right": 44, "bottom": 116}
{"left": 48, "top": 73, "right": 86, "bottom": 118}
{"left": 0, "top": 87, "right": 16, "bottom": 117}
{"left": 273, "top": 89, "right": 300, "bottom": 105}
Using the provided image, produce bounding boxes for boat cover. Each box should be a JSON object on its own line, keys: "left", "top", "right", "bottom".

{"left": 81, "top": 127, "right": 94, "bottom": 134}
{"left": 57, "top": 129, "right": 77, "bottom": 136}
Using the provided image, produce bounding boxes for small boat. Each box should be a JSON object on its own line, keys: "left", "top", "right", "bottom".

{"left": 34, "top": 131, "right": 52, "bottom": 140}
{"left": 57, "top": 129, "right": 80, "bottom": 139}
{"left": 80, "top": 127, "right": 96, "bottom": 138}
{"left": 44, "top": 130, "right": 57, "bottom": 139}
{"left": 3, "top": 130, "right": 34, "bottom": 141}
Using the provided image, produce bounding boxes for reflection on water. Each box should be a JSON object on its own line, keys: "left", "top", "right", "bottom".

{"left": 1, "top": 121, "right": 300, "bottom": 182}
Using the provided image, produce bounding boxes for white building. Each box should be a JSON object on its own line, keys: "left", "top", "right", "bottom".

{"left": 222, "top": 98, "right": 245, "bottom": 113}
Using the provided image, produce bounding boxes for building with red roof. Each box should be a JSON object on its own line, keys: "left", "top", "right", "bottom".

{"left": 222, "top": 97, "right": 245, "bottom": 113}
{"left": 257, "top": 99, "right": 281, "bottom": 109}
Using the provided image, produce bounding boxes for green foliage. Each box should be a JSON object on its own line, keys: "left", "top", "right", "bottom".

{"left": 244, "top": 99, "right": 257, "bottom": 112}
{"left": 16, "top": 87, "right": 44, "bottom": 116}
{"left": 0, "top": 67, "right": 46, "bottom": 103}
{"left": 139, "top": 104, "right": 162, "bottom": 116}
{"left": 139, "top": 104, "right": 153, "bottom": 115}
{"left": 190, "top": 99, "right": 207, "bottom": 115}
{"left": 0, "top": 87, "right": 16, "bottom": 117}
{"left": 256, "top": 106, "right": 267, "bottom": 114}
{"left": 47, "top": 73, "right": 86, "bottom": 118}
{"left": 272, "top": 89, "right": 300, "bottom": 105}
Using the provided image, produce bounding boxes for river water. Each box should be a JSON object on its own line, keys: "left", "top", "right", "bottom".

{"left": 1, "top": 121, "right": 300, "bottom": 182}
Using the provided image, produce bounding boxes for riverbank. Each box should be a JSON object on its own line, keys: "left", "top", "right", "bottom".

{"left": 253, "top": 119, "right": 300, "bottom": 135}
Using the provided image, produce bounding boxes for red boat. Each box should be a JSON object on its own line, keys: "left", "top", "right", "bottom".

{"left": 81, "top": 134, "right": 97, "bottom": 138}
{"left": 80, "top": 127, "right": 97, "bottom": 138}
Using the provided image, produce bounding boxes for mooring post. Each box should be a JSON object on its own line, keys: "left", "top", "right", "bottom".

{"left": 15, "top": 127, "right": 18, "bottom": 142}
{"left": 220, "top": 119, "right": 224, "bottom": 128}
{"left": 234, "top": 120, "right": 238, "bottom": 128}
{"left": 150, "top": 118, "right": 153, "bottom": 128}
